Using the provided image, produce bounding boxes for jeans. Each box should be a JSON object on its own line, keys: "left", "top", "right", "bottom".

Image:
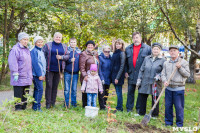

{"left": 32, "top": 76, "right": 44, "bottom": 110}
{"left": 64, "top": 72, "right": 78, "bottom": 106}
{"left": 126, "top": 84, "right": 140, "bottom": 112}
{"left": 114, "top": 85, "right": 123, "bottom": 111}
{"left": 165, "top": 89, "right": 184, "bottom": 127}
{"left": 87, "top": 93, "right": 97, "bottom": 107}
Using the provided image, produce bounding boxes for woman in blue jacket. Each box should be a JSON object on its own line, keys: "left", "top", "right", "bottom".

{"left": 110, "top": 39, "right": 126, "bottom": 112}
{"left": 98, "top": 45, "right": 112, "bottom": 110}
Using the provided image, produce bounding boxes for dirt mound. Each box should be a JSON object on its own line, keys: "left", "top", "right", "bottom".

{"left": 125, "top": 123, "right": 170, "bottom": 133}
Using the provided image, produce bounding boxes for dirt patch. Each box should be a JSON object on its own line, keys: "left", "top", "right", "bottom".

{"left": 125, "top": 123, "right": 170, "bottom": 133}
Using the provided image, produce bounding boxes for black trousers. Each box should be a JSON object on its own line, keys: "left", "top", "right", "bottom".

{"left": 126, "top": 84, "right": 141, "bottom": 112}
{"left": 139, "top": 93, "right": 159, "bottom": 117}
{"left": 98, "top": 84, "right": 110, "bottom": 109}
{"left": 45, "top": 71, "right": 60, "bottom": 106}
{"left": 82, "top": 92, "right": 87, "bottom": 107}
{"left": 13, "top": 86, "right": 30, "bottom": 110}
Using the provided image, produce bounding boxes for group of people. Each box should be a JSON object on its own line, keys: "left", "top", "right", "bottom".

{"left": 8, "top": 31, "right": 190, "bottom": 127}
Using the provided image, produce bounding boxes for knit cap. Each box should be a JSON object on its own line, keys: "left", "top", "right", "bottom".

{"left": 34, "top": 36, "right": 44, "bottom": 44}
{"left": 18, "top": 32, "right": 29, "bottom": 41}
{"left": 90, "top": 64, "right": 97, "bottom": 71}
{"left": 85, "top": 40, "right": 95, "bottom": 47}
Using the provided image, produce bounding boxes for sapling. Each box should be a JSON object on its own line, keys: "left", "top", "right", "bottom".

{"left": 104, "top": 87, "right": 117, "bottom": 123}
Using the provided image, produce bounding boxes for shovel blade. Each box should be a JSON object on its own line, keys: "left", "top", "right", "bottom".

{"left": 141, "top": 114, "right": 151, "bottom": 126}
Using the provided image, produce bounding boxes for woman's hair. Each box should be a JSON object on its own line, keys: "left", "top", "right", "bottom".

{"left": 53, "top": 32, "right": 62, "bottom": 38}
{"left": 102, "top": 45, "right": 111, "bottom": 51}
{"left": 113, "top": 38, "right": 125, "bottom": 52}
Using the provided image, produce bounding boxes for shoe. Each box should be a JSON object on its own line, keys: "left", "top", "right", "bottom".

{"left": 46, "top": 104, "right": 51, "bottom": 109}
{"left": 15, "top": 108, "right": 23, "bottom": 111}
{"left": 136, "top": 109, "right": 140, "bottom": 114}
{"left": 52, "top": 104, "right": 55, "bottom": 108}
{"left": 113, "top": 110, "right": 117, "bottom": 114}
{"left": 38, "top": 109, "right": 43, "bottom": 112}
{"left": 127, "top": 109, "right": 132, "bottom": 112}
{"left": 134, "top": 113, "right": 140, "bottom": 116}
{"left": 151, "top": 117, "right": 157, "bottom": 119}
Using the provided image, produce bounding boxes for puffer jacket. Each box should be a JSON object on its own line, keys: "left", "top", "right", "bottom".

{"left": 161, "top": 57, "right": 190, "bottom": 87}
{"left": 81, "top": 71, "right": 103, "bottom": 93}
{"left": 79, "top": 50, "right": 99, "bottom": 83}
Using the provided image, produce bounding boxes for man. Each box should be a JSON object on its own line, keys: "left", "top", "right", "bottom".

{"left": 125, "top": 32, "right": 151, "bottom": 113}
{"left": 161, "top": 45, "right": 190, "bottom": 127}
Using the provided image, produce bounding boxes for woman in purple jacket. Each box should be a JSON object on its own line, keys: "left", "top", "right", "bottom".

{"left": 8, "top": 32, "right": 32, "bottom": 111}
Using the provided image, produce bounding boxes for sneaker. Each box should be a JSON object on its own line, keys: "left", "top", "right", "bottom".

{"left": 134, "top": 113, "right": 140, "bottom": 116}
{"left": 151, "top": 117, "right": 157, "bottom": 119}
{"left": 38, "top": 109, "right": 43, "bottom": 112}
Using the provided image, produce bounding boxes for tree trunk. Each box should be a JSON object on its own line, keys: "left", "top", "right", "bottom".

{"left": 0, "top": 0, "right": 8, "bottom": 84}
{"left": 187, "top": 53, "right": 196, "bottom": 83}
{"left": 186, "top": 18, "right": 200, "bottom": 83}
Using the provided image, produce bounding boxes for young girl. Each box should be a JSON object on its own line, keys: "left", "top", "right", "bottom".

{"left": 81, "top": 64, "right": 103, "bottom": 107}
{"left": 31, "top": 36, "right": 46, "bottom": 111}
{"left": 110, "top": 38, "right": 126, "bottom": 112}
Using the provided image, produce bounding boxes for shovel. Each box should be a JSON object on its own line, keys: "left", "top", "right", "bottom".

{"left": 141, "top": 59, "right": 182, "bottom": 126}
{"left": 68, "top": 49, "right": 75, "bottom": 108}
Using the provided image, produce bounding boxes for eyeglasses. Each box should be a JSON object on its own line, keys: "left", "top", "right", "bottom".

{"left": 104, "top": 51, "right": 110, "bottom": 53}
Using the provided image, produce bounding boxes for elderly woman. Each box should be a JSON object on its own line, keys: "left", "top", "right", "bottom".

{"left": 79, "top": 40, "right": 99, "bottom": 107}
{"left": 136, "top": 42, "right": 166, "bottom": 117}
{"left": 8, "top": 32, "right": 32, "bottom": 111}
{"left": 110, "top": 39, "right": 126, "bottom": 112}
{"left": 98, "top": 45, "right": 112, "bottom": 110}
{"left": 43, "top": 32, "right": 69, "bottom": 109}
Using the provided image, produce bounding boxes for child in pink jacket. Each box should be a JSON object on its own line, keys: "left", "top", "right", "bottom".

{"left": 81, "top": 64, "right": 103, "bottom": 107}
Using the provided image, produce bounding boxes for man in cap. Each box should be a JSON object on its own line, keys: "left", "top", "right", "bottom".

{"left": 161, "top": 45, "right": 190, "bottom": 127}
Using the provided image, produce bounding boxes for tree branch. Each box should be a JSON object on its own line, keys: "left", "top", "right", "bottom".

{"left": 158, "top": 1, "right": 200, "bottom": 57}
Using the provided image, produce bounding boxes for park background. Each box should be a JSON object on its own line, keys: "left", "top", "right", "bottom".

{"left": 0, "top": 0, "right": 200, "bottom": 132}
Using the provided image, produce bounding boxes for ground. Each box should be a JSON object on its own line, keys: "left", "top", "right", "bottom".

{"left": 0, "top": 77, "right": 199, "bottom": 132}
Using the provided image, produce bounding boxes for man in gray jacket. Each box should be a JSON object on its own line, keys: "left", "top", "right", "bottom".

{"left": 161, "top": 45, "right": 190, "bottom": 127}
{"left": 125, "top": 32, "right": 151, "bottom": 112}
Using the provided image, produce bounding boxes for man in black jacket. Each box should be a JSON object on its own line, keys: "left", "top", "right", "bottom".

{"left": 125, "top": 32, "right": 151, "bottom": 113}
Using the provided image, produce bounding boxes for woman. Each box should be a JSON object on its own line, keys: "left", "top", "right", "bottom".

{"left": 110, "top": 39, "right": 126, "bottom": 112}
{"left": 43, "top": 32, "right": 69, "bottom": 109}
{"left": 8, "top": 32, "right": 32, "bottom": 111}
{"left": 98, "top": 45, "right": 112, "bottom": 110}
{"left": 136, "top": 42, "right": 166, "bottom": 117}
{"left": 79, "top": 40, "right": 99, "bottom": 108}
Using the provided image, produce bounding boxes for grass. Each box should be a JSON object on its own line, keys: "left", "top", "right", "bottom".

{"left": 0, "top": 80, "right": 200, "bottom": 132}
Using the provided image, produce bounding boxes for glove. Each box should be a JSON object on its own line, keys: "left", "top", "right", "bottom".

{"left": 154, "top": 74, "right": 161, "bottom": 81}
{"left": 136, "top": 79, "right": 141, "bottom": 86}
{"left": 14, "top": 75, "right": 19, "bottom": 81}
{"left": 102, "top": 80, "right": 105, "bottom": 85}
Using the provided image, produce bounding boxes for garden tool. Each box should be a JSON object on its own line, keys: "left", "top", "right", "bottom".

{"left": 141, "top": 58, "right": 182, "bottom": 126}
{"left": 68, "top": 49, "right": 75, "bottom": 108}
{"left": 57, "top": 49, "right": 67, "bottom": 110}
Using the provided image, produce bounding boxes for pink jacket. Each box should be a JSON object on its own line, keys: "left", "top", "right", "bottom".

{"left": 81, "top": 71, "right": 103, "bottom": 93}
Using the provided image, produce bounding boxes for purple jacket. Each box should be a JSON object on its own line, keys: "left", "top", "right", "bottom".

{"left": 8, "top": 42, "right": 33, "bottom": 86}
{"left": 81, "top": 71, "right": 103, "bottom": 93}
